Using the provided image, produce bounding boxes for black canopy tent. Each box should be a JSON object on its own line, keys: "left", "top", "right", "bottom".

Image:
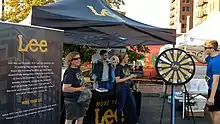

{"left": 31, "top": 0, "right": 176, "bottom": 47}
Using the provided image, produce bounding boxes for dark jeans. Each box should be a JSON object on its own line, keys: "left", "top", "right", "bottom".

{"left": 116, "top": 84, "right": 137, "bottom": 124}
{"left": 98, "top": 81, "right": 111, "bottom": 89}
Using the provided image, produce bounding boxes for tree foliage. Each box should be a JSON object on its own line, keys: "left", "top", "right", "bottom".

{"left": 1, "top": 0, "right": 55, "bottom": 22}
{"left": 127, "top": 46, "right": 150, "bottom": 62}
{"left": 63, "top": 44, "right": 96, "bottom": 63}
{"left": 104, "top": 0, "right": 125, "bottom": 9}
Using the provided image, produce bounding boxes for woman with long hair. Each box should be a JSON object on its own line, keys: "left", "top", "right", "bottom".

{"left": 62, "top": 51, "right": 86, "bottom": 124}
{"left": 115, "top": 53, "right": 138, "bottom": 124}
{"left": 110, "top": 55, "right": 119, "bottom": 88}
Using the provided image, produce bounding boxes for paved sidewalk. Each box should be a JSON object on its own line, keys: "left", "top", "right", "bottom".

{"left": 139, "top": 96, "right": 210, "bottom": 124}
{"left": 138, "top": 84, "right": 182, "bottom": 94}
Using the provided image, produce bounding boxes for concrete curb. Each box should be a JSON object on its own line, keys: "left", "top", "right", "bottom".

{"left": 142, "top": 92, "right": 171, "bottom": 97}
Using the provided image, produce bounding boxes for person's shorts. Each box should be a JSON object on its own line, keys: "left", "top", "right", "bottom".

{"left": 64, "top": 100, "right": 86, "bottom": 120}
{"left": 207, "top": 90, "right": 220, "bottom": 111}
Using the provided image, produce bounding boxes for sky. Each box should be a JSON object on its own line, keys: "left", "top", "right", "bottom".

{"left": 0, "top": 0, "right": 170, "bottom": 27}
{"left": 120, "top": 0, "right": 170, "bottom": 28}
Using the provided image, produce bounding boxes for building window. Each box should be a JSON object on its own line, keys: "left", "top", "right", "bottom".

{"left": 186, "top": 6, "right": 190, "bottom": 11}
{"left": 182, "top": 24, "right": 185, "bottom": 28}
{"left": 183, "top": 6, "right": 186, "bottom": 11}
{"left": 186, "top": 0, "right": 189, "bottom": 3}
{"left": 183, "top": 0, "right": 185, "bottom": 3}
{"left": 210, "top": 4, "right": 213, "bottom": 12}
{"left": 182, "top": 15, "right": 185, "bottom": 20}
{"left": 213, "top": 2, "right": 216, "bottom": 10}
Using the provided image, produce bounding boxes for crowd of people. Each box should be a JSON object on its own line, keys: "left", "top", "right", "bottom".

{"left": 61, "top": 39, "right": 220, "bottom": 124}
{"left": 62, "top": 50, "right": 139, "bottom": 124}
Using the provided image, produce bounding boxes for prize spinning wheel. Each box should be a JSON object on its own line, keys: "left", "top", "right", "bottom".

{"left": 155, "top": 48, "right": 196, "bottom": 85}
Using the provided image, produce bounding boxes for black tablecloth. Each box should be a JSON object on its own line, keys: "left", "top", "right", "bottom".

{"left": 60, "top": 90, "right": 142, "bottom": 124}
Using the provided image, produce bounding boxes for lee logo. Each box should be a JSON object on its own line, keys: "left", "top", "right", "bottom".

{"left": 95, "top": 108, "right": 124, "bottom": 124}
{"left": 18, "top": 35, "right": 48, "bottom": 53}
{"left": 87, "top": 5, "right": 119, "bottom": 19}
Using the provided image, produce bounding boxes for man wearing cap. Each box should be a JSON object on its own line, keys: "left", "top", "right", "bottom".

{"left": 190, "top": 40, "right": 220, "bottom": 124}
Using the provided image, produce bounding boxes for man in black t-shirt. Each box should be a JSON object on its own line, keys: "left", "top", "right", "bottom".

{"left": 62, "top": 52, "right": 86, "bottom": 124}
{"left": 63, "top": 68, "right": 85, "bottom": 102}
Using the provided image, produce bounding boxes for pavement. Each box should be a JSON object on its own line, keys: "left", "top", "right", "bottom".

{"left": 139, "top": 96, "right": 210, "bottom": 124}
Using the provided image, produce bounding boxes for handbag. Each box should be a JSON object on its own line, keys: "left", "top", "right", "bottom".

{"left": 77, "top": 87, "right": 92, "bottom": 110}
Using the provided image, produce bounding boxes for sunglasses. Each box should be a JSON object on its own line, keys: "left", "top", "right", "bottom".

{"left": 71, "top": 57, "right": 81, "bottom": 61}
{"left": 204, "top": 47, "right": 213, "bottom": 50}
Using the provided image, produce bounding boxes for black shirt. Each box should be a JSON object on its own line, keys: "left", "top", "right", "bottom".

{"left": 63, "top": 67, "right": 85, "bottom": 101}
{"left": 115, "top": 64, "right": 131, "bottom": 87}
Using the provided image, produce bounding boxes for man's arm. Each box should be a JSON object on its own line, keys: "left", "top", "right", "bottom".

{"left": 210, "top": 75, "right": 220, "bottom": 98}
{"left": 62, "top": 84, "right": 84, "bottom": 92}
{"left": 92, "top": 61, "right": 101, "bottom": 75}
{"left": 91, "top": 62, "right": 98, "bottom": 80}
{"left": 62, "top": 70, "right": 84, "bottom": 92}
{"left": 189, "top": 52, "right": 207, "bottom": 64}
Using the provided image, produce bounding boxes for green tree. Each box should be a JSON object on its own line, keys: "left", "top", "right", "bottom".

{"left": 63, "top": 44, "right": 96, "bottom": 63}
{"left": 1, "top": 0, "right": 55, "bottom": 22}
{"left": 127, "top": 46, "right": 150, "bottom": 62}
{"left": 104, "top": 0, "right": 125, "bottom": 9}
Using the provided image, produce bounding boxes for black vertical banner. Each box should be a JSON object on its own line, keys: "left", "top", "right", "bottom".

{"left": 0, "top": 22, "right": 63, "bottom": 124}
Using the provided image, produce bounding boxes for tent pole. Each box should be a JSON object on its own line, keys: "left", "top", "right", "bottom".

{"left": 171, "top": 43, "right": 175, "bottom": 124}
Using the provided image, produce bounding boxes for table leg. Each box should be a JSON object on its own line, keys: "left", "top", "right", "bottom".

{"left": 163, "top": 82, "right": 166, "bottom": 92}
{"left": 137, "top": 81, "right": 140, "bottom": 92}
